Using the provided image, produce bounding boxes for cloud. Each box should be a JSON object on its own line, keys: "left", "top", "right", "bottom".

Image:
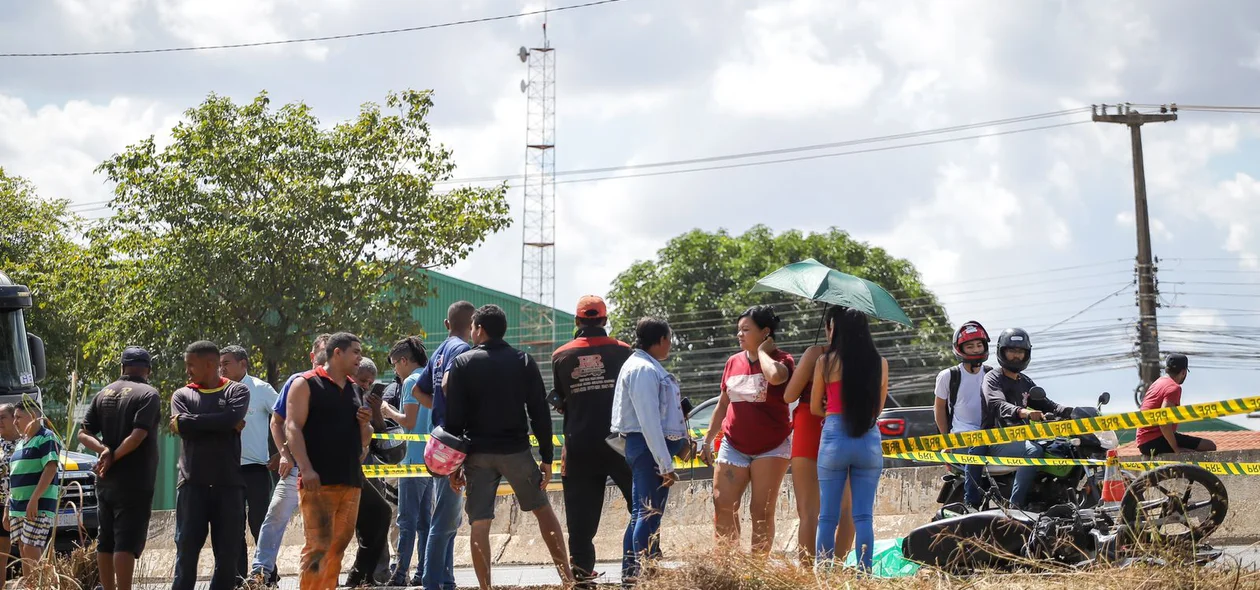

{"left": 1115, "top": 211, "right": 1173, "bottom": 242}
{"left": 54, "top": 0, "right": 147, "bottom": 41}
{"left": 0, "top": 95, "right": 181, "bottom": 213}
{"left": 710, "top": 1, "right": 883, "bottom": 118}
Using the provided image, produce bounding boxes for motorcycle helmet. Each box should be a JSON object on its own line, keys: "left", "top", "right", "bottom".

{"left": 424, "top": 425, "right": 470, "bottom": 476}
{"left": 953, "top": 321, "right": 990, "bottom": 367}
{"left": 996, "top": 328, "right": 1032, "bottom": 373}
{"left": 370, "top": 418, "right": 407, "bottom": 465}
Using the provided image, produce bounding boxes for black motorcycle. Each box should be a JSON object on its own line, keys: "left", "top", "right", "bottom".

{"left": 907, "top": 462, "right": 1230, "bottom": 572}
{"left": 934, "top": 389, "right": 1119, "bottom": 516}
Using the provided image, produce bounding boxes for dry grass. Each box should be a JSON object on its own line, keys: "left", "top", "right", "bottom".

{"left": 627, "top": 549, "right": 1260, "bottom": 590}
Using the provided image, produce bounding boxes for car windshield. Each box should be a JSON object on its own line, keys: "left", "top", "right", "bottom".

{"left": 0, "top": 310, "right": 34, "bottom": 392}
{"left": 687, "top": 401, "right": 716, "bottom": 431}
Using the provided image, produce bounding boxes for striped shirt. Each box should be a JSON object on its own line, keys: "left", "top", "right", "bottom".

{"left": 9, "top": 426, "right": 61, "bottom": 517}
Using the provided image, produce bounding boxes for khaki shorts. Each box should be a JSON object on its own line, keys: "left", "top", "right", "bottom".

{"left": 464, "top": 450, "right": 549, "bottom": 521}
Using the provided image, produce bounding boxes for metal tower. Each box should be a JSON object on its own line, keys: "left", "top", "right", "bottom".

{"left": 518, "top": 38, "right": 556, "bottom": 357}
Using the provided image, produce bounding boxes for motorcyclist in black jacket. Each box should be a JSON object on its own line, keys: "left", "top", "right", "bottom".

{"left": 979, "top": 328, "right": 1073, "bottom": 508}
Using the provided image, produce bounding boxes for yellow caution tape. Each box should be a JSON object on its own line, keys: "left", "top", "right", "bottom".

{"left": 886, "top": 451, "right": 1260, "bottom": 476}
{"left": 361, "top": 453, "right": 710, "bottom": 479}
{"left": 881, "top": 394, "right": 1260, "bottom": 455}
{"left": 373, "top": 428, "right": 712, "bottom": 446}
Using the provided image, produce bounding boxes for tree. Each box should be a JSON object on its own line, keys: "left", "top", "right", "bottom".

{"left": 607, "top": 225, "right": 953, "bottom": 406}
{"left": 94, "top": 89, "right": 511, "bottom": 385}
{"left": 0, "top": 168, "right": 92, "bottom": 406}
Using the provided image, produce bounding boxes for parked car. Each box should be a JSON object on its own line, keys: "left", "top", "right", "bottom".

{"left": 874, "top": 405, "right": 938, "bottom": 468}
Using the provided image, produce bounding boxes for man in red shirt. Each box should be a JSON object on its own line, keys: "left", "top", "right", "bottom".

{"left": 1136, "top": 354, "right": 1218, "bottom": 456}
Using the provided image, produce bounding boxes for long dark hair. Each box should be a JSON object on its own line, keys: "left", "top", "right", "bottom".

{"left": 822, "top": 306, "right": 882, "bottom": 437}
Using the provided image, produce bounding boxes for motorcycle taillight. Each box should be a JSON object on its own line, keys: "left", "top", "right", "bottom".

{"left": 878, "top": 418, "right": 906, "bottom": 437}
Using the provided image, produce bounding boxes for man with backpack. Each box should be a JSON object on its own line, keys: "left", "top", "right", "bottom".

{"left": 933, "top": 321, "right": 993, "bottom": 509}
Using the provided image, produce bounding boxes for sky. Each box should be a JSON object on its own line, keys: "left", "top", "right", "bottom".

{"left": 3, "top": 0, "right": 1260, "bottom": 424}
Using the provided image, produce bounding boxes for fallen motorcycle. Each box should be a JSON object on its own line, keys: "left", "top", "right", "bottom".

{"left": 905, "top": 463, "right": 1229, "bottom": 573}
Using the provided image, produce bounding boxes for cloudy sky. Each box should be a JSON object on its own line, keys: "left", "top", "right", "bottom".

{"left": 3, "top": 0, "right": 1260, "bottom": 421}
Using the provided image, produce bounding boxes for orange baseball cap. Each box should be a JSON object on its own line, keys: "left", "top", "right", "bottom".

{"left": 576, "top": 295, "right": 607, "bottom": 319}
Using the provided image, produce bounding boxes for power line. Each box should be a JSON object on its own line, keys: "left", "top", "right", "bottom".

{"left": 66, "top": 109, "right": 1093, "bottom": 213}
{"left": 0, "top": 0, "right": 628, "bottom": 58}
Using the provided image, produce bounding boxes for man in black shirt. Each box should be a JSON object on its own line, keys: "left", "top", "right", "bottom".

{"left": 446, "top": 304, "right": 573, "bottom": 590}
{"left": 78, "top": 346, "right": 161, "bottom": 590}
{"left": 286, "top": 332, "right": 373, "bottom": 590}
{"left": 551, "top": 295, "right": 634, "bottom": 588}
{"left": 980, "top": 328, "right": 1073, "bottom": 509}
{"left": 170, "top": 341, "right": 250, "bottom": 590}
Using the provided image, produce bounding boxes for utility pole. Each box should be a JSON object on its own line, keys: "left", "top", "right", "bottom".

{"left": 1092, "top": 103, "right": 1177, "bottom": 403}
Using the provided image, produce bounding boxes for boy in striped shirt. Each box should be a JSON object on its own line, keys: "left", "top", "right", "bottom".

{"left": 10, "top": 400, "right": 61, "bottom": 582}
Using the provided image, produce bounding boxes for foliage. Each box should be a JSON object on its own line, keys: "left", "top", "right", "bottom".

{"left": 0, "top": 168, "right": 92, "bottom": 405}
{"left": 93, "top": 89, "right": 511, "bottom": 386}
{"left": 606, "top": 225, "right": 952, "bottom": 406}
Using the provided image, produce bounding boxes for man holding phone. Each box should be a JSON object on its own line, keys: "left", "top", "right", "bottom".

{"left": 550, "top": 295, "right": 635, "bottom": 589}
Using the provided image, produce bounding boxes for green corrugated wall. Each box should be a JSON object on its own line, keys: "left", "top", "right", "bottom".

{"left": 148, "top": 270, "right": 577, "bottom": 510}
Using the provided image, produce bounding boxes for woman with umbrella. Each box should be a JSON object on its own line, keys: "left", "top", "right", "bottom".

{"left": 811, "top": 306, "right": 888, "bottom": 572}
{"left": 700, "top": 305, "right": 795, "bottom": 554}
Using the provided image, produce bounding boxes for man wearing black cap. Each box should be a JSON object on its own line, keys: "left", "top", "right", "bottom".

{"left": 1136, "top": 354, "right": 1218, "bottom": 456}
{"left": 78, "top": 346, "right": 162, "bottom": 590}
{"left": 550, "top": 295, "right": 633, "bottom": 588}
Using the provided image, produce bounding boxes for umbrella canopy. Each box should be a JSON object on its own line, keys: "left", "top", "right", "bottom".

{"left": 750, "top": 258, "right": 914, "bottom": 327}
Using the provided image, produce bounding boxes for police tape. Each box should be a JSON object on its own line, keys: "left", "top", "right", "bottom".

{"left": 884, "top": 450, "right": 1260, "bottom": 476}
{"left": 880, "top": 394, "right": 1260, "bottom": 455}
{"left": 360, "top": 454, "right": 710, "bottom": 479}
{"left": 371, "top": 428, "right": 711, "bottom": 446}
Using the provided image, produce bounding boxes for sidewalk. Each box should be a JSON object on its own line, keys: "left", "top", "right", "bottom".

{"left": 135, "top": 563, "right": 622, "bottom": 589}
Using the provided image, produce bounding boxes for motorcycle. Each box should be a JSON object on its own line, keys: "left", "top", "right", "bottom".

{"left": 906, "top": 462, "right": 1230, "bottom": 573}
{"left": 934, "top": 389, "right": 1120, "bottom": 516}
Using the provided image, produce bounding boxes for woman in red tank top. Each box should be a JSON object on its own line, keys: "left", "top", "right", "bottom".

{"left": 784, "top": 312, "right": 854, "bottom": 566}
{"left": 700, "top": 305, "right": 794, "bottom": 554}
{"left": 809, "top": 307, "right": 888, "bottom": 573}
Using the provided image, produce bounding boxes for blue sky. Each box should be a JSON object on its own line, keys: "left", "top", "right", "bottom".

{"left": 2, "top": 0, "right": 1259, "bottom": 425}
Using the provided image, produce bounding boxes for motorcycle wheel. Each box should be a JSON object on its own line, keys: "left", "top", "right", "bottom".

{"left": 1120, "top": 464, "right": 1228, "bottom": 546}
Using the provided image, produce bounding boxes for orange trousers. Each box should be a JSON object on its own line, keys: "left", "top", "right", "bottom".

{"left": 298, "top": 484, "right": 361, "bottom": 590}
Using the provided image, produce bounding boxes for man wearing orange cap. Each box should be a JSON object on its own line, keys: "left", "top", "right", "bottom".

{"left": 550, "top": 295, "right": 634, "bottom": 588}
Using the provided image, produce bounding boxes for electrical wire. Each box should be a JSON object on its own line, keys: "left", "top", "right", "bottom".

{"left": 0, "top": 0, "right": 628, "bottom": 58}
{"left": 66, "top": 108, "right": 1093, "bottom": 213}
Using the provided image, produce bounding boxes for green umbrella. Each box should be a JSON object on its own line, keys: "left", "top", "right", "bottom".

{"left": 750, "top": 258, "right": 914, "bottom": 327}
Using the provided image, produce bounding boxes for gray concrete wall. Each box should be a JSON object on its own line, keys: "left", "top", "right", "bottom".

{"left": 136, "top": 452, "right": 1260, "bottom": 576}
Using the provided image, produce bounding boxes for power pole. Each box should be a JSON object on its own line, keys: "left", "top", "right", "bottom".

{"left": 1092, "top": 103, "right": 1177, "bottom": 404}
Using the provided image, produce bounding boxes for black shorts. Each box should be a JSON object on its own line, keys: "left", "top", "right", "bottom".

{"left": 1138, "top": 433, "right": 1205, "bottom": 457}
{"left": 97, "top": 485, "right": 155, "bottom": 557}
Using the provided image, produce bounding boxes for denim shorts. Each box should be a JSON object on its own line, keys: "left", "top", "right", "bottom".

{"left": 716, "top": 435, "right": 792, "bottom": 468}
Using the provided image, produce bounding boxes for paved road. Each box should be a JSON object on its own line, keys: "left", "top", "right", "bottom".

{"left": 135, "top": 547, "right": 1260, "bottom": 588}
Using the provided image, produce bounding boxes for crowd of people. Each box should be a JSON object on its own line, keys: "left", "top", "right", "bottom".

{"left": 0, "top": 294, "right": 1218, "bottom": 589}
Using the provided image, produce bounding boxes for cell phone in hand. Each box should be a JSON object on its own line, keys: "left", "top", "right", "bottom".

{"left": 370, "top": 383, "right": 386, "bottom": 397}
{"left": 681, "top": 397, "right": 694, "bottom": 417}
{"left": 547, "top": 389, "right": 565, "bottom": 413}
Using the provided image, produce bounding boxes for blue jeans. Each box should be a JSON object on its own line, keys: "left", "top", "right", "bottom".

{"left": 623, "top": 433, "right": 685, "bottom": 581}
{"left": 816, "top": 415, "right": 883, "bottom": 572}
{"left": 982, "top": 441, "right": 1045, "bottom": 508}
{"left": 251, "top": 468, "right": 298, "bottom": 576}
{"left": 422, "top": 476, "right": 463, "bottom": 590}
{"left": 395, "top": 477, "right": 436, "bottom": 582}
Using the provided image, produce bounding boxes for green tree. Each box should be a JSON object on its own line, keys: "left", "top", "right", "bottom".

{"left": 0, "top": 168, "right": 92, "bottom": 405}
{"left": 94, "top": 89, "right": 511, "bottom": 386}
{"left": 607, "top": 225, "right": 952, "bottom": 406}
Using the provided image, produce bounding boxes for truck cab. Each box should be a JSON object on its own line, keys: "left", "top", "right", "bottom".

{"left": 0, "top": 271, "right": 99, "bottom": 552}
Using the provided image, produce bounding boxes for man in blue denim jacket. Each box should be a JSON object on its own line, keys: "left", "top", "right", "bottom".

{"left": 611, "top": 317, "right": 693, "bottom": 585}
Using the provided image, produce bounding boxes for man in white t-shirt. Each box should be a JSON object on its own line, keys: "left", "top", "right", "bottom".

{"left": 932, "top": 321, "right": 992, "bottom": 508}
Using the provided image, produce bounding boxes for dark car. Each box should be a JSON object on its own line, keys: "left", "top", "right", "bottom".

{"left": 875, "top": 406, "right": 937, "bottom": 468}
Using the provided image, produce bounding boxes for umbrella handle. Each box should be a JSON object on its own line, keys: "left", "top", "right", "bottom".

{"left": 813, "top": 303, "right": 829, "bottom": 345}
